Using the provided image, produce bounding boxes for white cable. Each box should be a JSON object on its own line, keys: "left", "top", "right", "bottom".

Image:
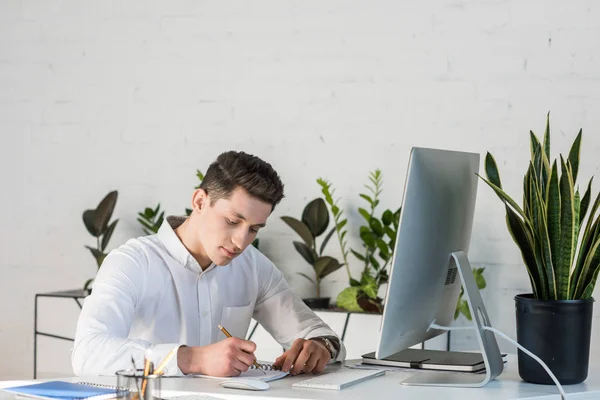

{"left": 429, "top": 322, "right": 567, "bottom": 400}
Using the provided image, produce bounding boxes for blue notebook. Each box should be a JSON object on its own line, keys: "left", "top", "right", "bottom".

{"left": 3, "top": 381, "right": 117, "bottom": 400}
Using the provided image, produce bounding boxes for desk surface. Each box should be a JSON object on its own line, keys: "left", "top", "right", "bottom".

{"left": 1, "top": 357, "right": 598, "bottom": 400}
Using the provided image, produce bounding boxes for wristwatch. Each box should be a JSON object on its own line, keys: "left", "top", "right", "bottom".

{"left": 311, "top": 336, "right": 339, "bottom": 361}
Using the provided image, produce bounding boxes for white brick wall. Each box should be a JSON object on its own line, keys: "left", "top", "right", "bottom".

{"left": 1, "top": 0, "right": 600, "bottom": 379}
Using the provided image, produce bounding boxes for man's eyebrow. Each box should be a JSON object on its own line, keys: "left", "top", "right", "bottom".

{"left": 234, "top": 212, "right": 266, "bottom": 228}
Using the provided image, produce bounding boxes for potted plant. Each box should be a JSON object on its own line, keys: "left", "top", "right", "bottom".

{"left": 479, "top": 114, "right": 598, "bottom": 384}
{"left": 281, "top": 198, "right": 344, "bottom": 309}
{"left": 318, "top": 171, "right": 400, "bottom": 313}
{"left": 82, "top": 190, "right": 119, "bottom": 292}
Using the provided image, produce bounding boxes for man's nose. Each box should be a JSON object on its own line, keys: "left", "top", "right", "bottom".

{"left": 231, "top": 228, "right": 248, "bottom": 250}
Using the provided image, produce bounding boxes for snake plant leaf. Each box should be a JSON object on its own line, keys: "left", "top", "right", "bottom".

{"left": 83, "top": 210, "right": 100, "bottom": 237}
{"left": 580, "top": 262, "right": 600, "bottom": 299}
{"left": 504, "top": 203, "right": 544, "bottom": 299}
{"left": 547, "top": 161, "right": 561, "bottom": 279}
{"left": 484, "top": 152, "right": 502, "bottom": 189}
{"left": 281, "top": 216, "right": 313, "bottom": 246}
{"left": 574, "top": 237, "right": 600, "bottom": 299}
{"left": 571, "top": 214, "right": 600, "bottom": 298}
{"left": 297, "top": 272, "right": 316, "bottom": 285}
{"left": 567, "top": 129, "right": 582, "bottom": 184}
{"left": 557, "top": 157, "right": 576, "bottom": 299}
{"left": 94, "top": 191, "right": 118, "bottom": 234}
{"left": 319, "top": 227, "right": 337, "bottom": 256}
{"left": 543, "top": 112, "right": 551, "bottom": 163}
{"left": 293, "top": 241, "right": 317, "bottom": 265}
{"left": 579, "top": 177, "right": 594, "bottom": 226}
{"left": 302, "top": 198, "right": 329, "bottom": 237}
{"left": 478, "top": 174, "right": 527, "bottom": 222}
{"left": 101, "top": 219, "right": 119, "bottom": 252}
{"left": 530, "top": 174, "right": 555, "bottom": 299}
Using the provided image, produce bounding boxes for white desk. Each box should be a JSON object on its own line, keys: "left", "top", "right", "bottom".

{"left": 1, "top": 357, "right": 599, "bottom": 400}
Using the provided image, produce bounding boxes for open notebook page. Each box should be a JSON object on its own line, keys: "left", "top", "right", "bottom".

{"left": 191, "top": 363, "right": 289, "bottom": 382}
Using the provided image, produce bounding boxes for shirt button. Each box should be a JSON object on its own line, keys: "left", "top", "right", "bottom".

{"left": 202, "top": 311, "right": 208, "bottom": 317}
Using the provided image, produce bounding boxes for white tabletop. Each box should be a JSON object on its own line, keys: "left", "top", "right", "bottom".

{"left": 1, "top": 356, "right": 599, "bottom": 400}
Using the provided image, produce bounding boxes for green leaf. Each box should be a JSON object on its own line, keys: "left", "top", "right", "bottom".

{"left": 579, "top": 177, "right": 594, "bottom": 226}
{"left": 360, "top": 229, "right": 376, "bottom": 248}
{"left": 570, "top": 191, "right": 600, "bottom": 298}
{"left": 101, "top": 219, "right": 118, "bottom": 251}
{"left": 532, "top": 173, "right": 556, "bottom": 299}
{"left": 504, "top": 204, "right": 545, "bottom": 299}
{"left": 319, "top": 227, "right": 337, "bottom": 255}
{"left": 369, "top": 218, "right": 384, "bottom": 237}
{"left": 297, "top": 272, "right": 316, "bottom": 285}
{"left": 314, "top": 256, "right": 342, "bottom": 278}
{"left": 557, "top": 157, "right": 576, "bottom": 299}
{"left": 302, "top": 198, "right": 329, "bottom": 237}
{"left": 350, "top": 278, "right": 361, "bottom": 287}
{"left": 543, "top": 112, "right": 551, "bottom": 164}
{"left": 358, "top": 208, "right": 371, "bottom": 223}
{"left": 331, "top": 205, "right": 339, "bottom": 215}
{"left": 376, "top": 239, "right": 389, "bottom": 257}
{"left": 93, "top": 191, "right": 118, "bottom": 234}
{"left": 477, "top": 174, "right": 528, "bottom": 223}
{"left": 459, "top": 300, "right": 472, "bottom": 320}
{"left": 336, "top": 287, "right": 362, "bottom": 312}
{"left": 546, "top": 161, "right": 561, "bottom": 278}
{"left": 580, "top": 262, "right": 600, "bottom": 299}
{"left": 351, "top": 249, "right": 366, "bottom": 261}
{"left": 574, "top": 235, "right": 600, "bottom": 299}
{"left": 85, "top": 245, "right": 106, "bottom": 268}
{"left": 293, "top": 241, "right": 317, "bottom": 265}
{"left": 281, "top": 216, "right": 313, "bottom": 246}
{"left": 567, "top": 129, "right": 582, "bottom": 184}
{"left": 83, "top": 278, "right": 94, "bottom": 291}
{"left": 338, "top": 219, "right": 348, "bottom": 230}
{"left": 381, "top": 210, "right": 393, "bottom": 226}
{"left": 360, "top": 194, "right": 373, "bottom": 205}
{"left": 484, "top": 152, "right": 502, "bottom": 189}
{"left": 83, "top": 210, "right": 100, "bottom": 237}
{"left": 369, "top": 255, "right": 380, "bottom": 270}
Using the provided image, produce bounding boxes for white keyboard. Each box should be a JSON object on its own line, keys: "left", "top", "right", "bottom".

{"left": 292, "top": 368, "right": 385, "bottom": 390}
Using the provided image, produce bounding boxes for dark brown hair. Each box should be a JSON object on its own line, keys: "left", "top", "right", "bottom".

{"left": 200, "top": 151, "right": 285, "bottom": 210}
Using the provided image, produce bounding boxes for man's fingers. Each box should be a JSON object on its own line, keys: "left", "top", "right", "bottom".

{"left": 281, "top": 340, "right": 305, "bottom": 372}
{"left": 304, "top": 353, "right": 319, "bottom": 373}
{"left": 237, "top": 338, "right": 257, "bottom": 353}
{"left": 235, "top": 348, "right": 256, "bottom": 368}
{"left": 273, "top": 351, "right": 287, "bottom": 368}
{"left": 291, "top": 347, "right": 312, "bottom": 375}
{"left": 313, "top": 356, "right": 328, "bottom": 373}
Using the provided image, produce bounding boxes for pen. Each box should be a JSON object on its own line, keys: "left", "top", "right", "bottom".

{"left": 218, "top": 324, "right": 265, "bottom": 374}
{"left": 154, "top": 346, "right": 179, "bottom": 376}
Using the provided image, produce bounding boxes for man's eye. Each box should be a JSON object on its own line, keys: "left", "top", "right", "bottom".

{"left": 226, "top": 218, "right": 238, "bottom": 225}
{"left": 250, "top": 228, "right": 259, "bottom": 233}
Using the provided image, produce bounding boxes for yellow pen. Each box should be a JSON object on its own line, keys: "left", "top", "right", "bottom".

{"left": 218, "top": 324, "right": 265, "bottom": 374}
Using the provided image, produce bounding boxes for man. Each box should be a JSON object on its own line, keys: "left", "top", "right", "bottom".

{"left": 72, "top": 151, "right": 345, "bottom": 377}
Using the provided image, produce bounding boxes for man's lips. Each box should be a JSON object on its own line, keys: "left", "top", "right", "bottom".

{"left": 221, "top": 247, "right": 239, "bottom": 257}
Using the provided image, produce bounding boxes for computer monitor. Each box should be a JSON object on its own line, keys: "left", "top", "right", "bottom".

{"left": 374, "top": 147, "right": 503, "bottom": 387}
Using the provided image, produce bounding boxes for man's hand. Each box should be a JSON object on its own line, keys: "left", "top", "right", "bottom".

{"left": 272, "top": 338, "right": 330, "bottom": 375}
{"left": 177, "top": 337, "right": 258, "bottom": 377}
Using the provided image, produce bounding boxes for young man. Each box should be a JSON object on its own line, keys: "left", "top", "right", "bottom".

{"left": 72, "top": 151, "right": 345, "bottom": 377}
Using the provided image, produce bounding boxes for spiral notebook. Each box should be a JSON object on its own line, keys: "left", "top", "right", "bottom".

{"left": 3, "top": 381, "right": 118, "bottom": 400}
{"left": 192, "top": 363, "right": 289, "bottom": 382}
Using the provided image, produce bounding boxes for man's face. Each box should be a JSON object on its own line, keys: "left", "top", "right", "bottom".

{"left": 196, "top": 187, "right": 271, "bottom": 266}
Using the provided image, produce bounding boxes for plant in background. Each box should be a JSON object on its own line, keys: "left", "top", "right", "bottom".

{"left": 82, "top": 190, "right": 119, "bottom": 291}
{"left": 479, "top": 114, "right": 600, "bottom": 300}
{"left": 454, "top": 267, "right": 487, "bottom": 320}
{"left": 281, "top": 198, "right": 344, "bottom": 299}
{"left": 319, "top": 171, "right": 401, "bottom": 313}
{"left": 138, "top": 203, "right": 164, "bottom": 235}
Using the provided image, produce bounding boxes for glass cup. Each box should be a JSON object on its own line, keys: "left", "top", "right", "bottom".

{"left": 116, "top": 369, "right": 162, "bottom": 400}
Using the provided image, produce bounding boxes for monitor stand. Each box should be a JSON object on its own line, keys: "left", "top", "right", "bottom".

{"left": 400, "top": 250, "right": 504, "bottom": 387}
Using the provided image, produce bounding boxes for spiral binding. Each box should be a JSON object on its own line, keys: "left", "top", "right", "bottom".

{"left": 249, "top": 363, "right": 281, "bottom": 371}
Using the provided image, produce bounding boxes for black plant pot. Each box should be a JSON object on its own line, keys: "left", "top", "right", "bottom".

{"left": 515, "top": 293, "right": 594, "bottom": 385}
{"left": 302, "top": 297, "right": 330, "bottom": 310}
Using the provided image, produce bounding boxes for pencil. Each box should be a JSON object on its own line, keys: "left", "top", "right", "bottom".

{"left": 218, "top": 324, "right": 265, "bottom": 374}
{"left": 141, "top": 349, "right": 152, "bottom": 396}
{"left": 154, "top": 346, "right": 178, "bottom": 376}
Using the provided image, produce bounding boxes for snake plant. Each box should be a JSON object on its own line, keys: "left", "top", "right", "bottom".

{"left": 479, "top": 114, "right": 600, "bottom": 300}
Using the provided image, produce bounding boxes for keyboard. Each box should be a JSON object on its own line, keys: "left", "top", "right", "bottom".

{"left": 292, "top": 368, "right": 385, "bottom": 390}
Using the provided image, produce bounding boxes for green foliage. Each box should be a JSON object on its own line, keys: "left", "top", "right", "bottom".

{"left": 138, "top": 203, "right": 164, "bottom": 235}
{"left": 479, "top": 113, "right": 600, "bottom": 300}
{"left": 281, "top": 198, "right": 344, "bottom": 298}
{"left": 83, "top": 191, "right": 119, "bottom": 290}
{"left": 320, "top": 171, "right": 401, "bottom": 313}
{"left": 454, "top": 268, "right": 487, "bottom": 320}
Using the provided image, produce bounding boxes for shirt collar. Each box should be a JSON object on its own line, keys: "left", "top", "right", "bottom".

{"left": 157, "top": 215, "right": 206, "bottom": 274}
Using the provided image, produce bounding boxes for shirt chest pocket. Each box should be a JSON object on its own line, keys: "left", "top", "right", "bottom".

{"left": 220, "top": 304, "right": 254, "bottom": 339}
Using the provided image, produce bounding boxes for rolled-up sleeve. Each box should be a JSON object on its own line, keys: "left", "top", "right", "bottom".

{"left": 251, "top": 255, "right": 346, "bottom": 362}
{"left": 72, "top": 248, "right": 182, "bottom": 376}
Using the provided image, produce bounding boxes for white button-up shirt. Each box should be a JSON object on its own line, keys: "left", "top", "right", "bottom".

{"left": 72, "top": 216, "right": 345, "bottom": 376}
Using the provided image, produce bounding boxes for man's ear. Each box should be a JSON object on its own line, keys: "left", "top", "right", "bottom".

{"left": 191, "top": 188, "right": 209, "bottom": 213}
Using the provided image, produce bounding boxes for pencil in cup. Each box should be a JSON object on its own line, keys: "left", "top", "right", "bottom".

{"left": 218, "top": 324, "right": 265, "bottom": 373}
